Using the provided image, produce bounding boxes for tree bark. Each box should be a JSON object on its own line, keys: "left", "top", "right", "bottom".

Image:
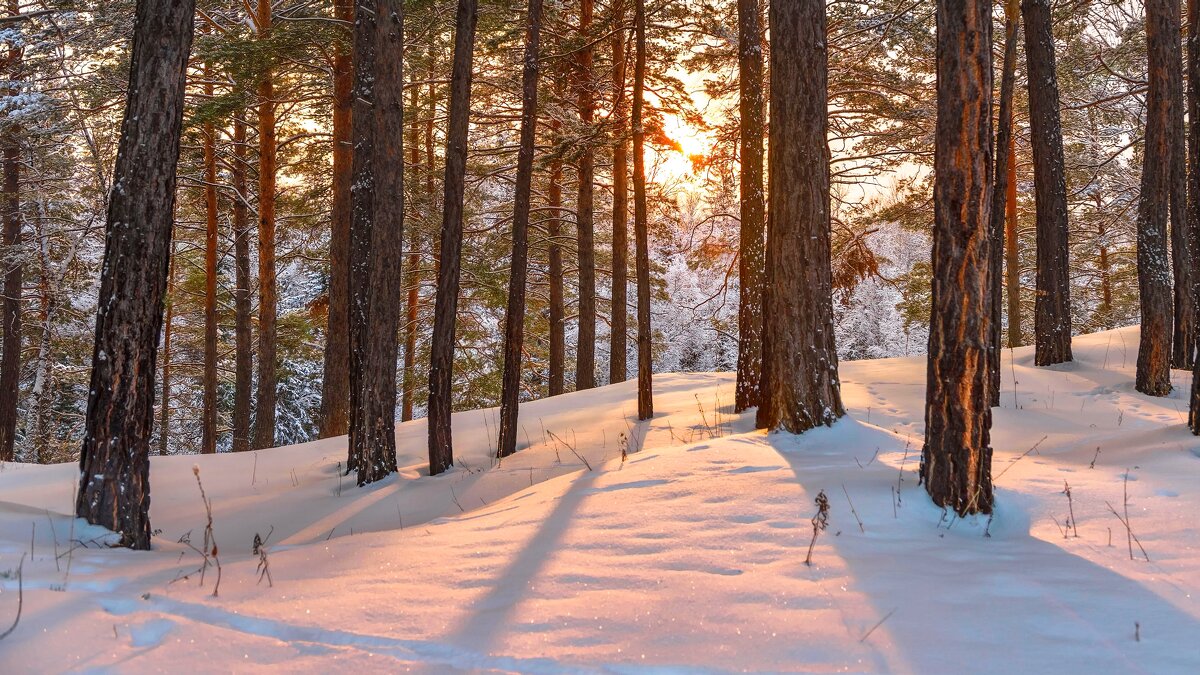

{"left": 1138, "top": 0, "right": 1177, "bottom": 396}
{"left": 1004, "top": 125, "right": 1020, "bottom": 348}
{"left": 548, "top": 77, "right": 566, "bottom": 396}
{"left": 632, "top": 0, "right": 653, "bottom": 419}
{"left": 77, "top": 0, "right": 195, "bottom": 549}
{"left": 988, "top": 0, "right": 1019, "bottom": 407}
{"left": 1189, "top": 0, "right": 1200, "bottom": 431}
{"left": 1021, "top": 0, "right": 1072, "bottom": 366}
{"left": 498, "top": 0, "right": 544, "bottom": 459}
{"left": 575, "top": 0, "right": 597, "bottom": 390}
{"left": 0, "top": 2, "right": 21, "bottom": 463}
{"left": 252, "top": 0, "right": 278, "bottom": 449}
{"left": 922, "top": 0, "right": 994, "bottom": 516}
{"left": 319, "top": 0, "right": 354, "bottom": 439}
{"left": 401, "top": 78, "right": 421, "bottom": 423}
{"left": 756, "top": 0, "right": 844, "bottom": 433}
{"left": 428, "top": 0, "right": 478, "bottom": 475}
{"left": 734, "top": 0, "right": 765, "bottom": 413}
{"left": 158, "top": 254, "right": 175, "bottom": 458}
{"left": 201, "top": 59, "right": 219, "bottom": 455}
{"left": 1171, "top": 0, "right": 1193, "bottom": 369}
{"left": 232, "top": 116, "right": 253, "bottom": 453}
{"left": 609, "top": 0, "right": 629, "bottom": 385}
{"left": 348, "top": 0, "right": 404, "bottom": 486}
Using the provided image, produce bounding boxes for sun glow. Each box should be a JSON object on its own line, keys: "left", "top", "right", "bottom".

{"left": 651, "top": 112, "right": 713, "bottom": 186}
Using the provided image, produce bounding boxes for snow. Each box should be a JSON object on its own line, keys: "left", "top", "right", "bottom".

{"left": 1, "top": 325, "right": 1198, "bottom": 672}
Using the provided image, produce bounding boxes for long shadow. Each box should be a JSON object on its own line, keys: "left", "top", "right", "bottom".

{"left": 445, "top": 468, "right": 601, "bottom": 652}
{"left": 765, "top": 419, "right": 1200, "bottom": 673}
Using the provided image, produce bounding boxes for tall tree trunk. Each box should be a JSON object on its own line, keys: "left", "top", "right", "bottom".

{"left": 922, "top": 0, "right": 994, "bottom": 516}
{"left": 498, "top": 0, "right": 544, "bottom": 459}
{"left": 252, "top": 0, "right": 278, "bottom": 449}
{"left": 1004, "top": 125, "right": 1020, "bottom": 348}
{"left": 428, "top": 0, "right": 478, "bottom": 475}
{"left": 1170, "top": 0, "right": 1193, "bottom": 369}
{"left": 609, "top": 0, "right": 629, "bottom": 385}
{"left": 548, "top": 77, "right": 566, "bottom": 395}
{"left": 1138, "top": 0, "right": 1177, "bottom": 396}
{"left": 401, "top": 78, "right": 421, "bottom": 423}
{"left": 575, "top": 0, "right": 597, "bottom": 390}
{"left": 232, "top": 116, "right": 253, "bottom": 453}
{"left": 632, "top": 0, "right": 653, "bottom": 419}
{"left": 1097, "top": 211, "right": 1113, "bottom": 327}
{"left": 348, "top": 0, "right": 404, "bottom": 486}
{"left": 988, "top": 0, "right": 1019, "bottom": 407}
{"left": 1021, "top": 0, "right": 1072, "bottom": 366}
{"left": 159, "top": 253, "right": 175, "bottom": 457}
{"left": 319, "top": 0, "right": 354, "bottom": 439}
{"left": 1189, "top": 0, "right": 1200, "bottom": 431}
{"left": 0, "top": 2, "right": 21, "bottom": 463}
{"left": 734, "top": 0, "right": 765, "bottom": 413}
{"left": 26, "top": 200, "right": 54, "bottom": 465}
{"left": 756, "top": 0, "right": 843, "bottom": 433}
{"left": 201, "top": 60, "right": 219, "bottom": 455}
{"left": 77, "top": 0, "right": 195, "bottom": 549}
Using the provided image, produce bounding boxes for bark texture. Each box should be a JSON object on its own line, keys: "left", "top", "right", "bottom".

{"left": 232, "top": 117, "right": 253, "bottom": 453}
{"left": 922, "top": 0, "right": 994, "bottom": 516}
{"left": 734, "top": 0, "right": 765, "bottom": 413}
{"left": 757, "top": 0, "right": 844, "bottom": 433}
{"left": 1189, "top": 0, "right": 1200, "bottom": 432}
{"left": 632, "top": 0, "right": 653, "bottom": 419}
{"left": 988, "top": 0, "right": 1019, "bottom": 407}
{"left": 76, "top": 0, "right": 195, "bottom": 549}
{"left": 575, "top": 0, "right": 597, "bottom": 390}
{"left": 609, "top": 0, "right": 629, "bottom": 385}
{"left": 1170, "top": 0, "right": 1193, "bottom": 369}
{"left": 201, "top": 60, "right": 218, "bottom": 455}
{"left": 252, "top": 0, "right": 278, "bottom": 449}
{"left": 0, "top": 7, "right": 21, "bottom": 463}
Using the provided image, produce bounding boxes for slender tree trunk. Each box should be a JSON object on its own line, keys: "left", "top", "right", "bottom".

{"left": 401, "top": 80, "right": 421, "bottom": 423}
{"left": 756, "top": 0, "right": 843, "bottom": 433}
{"left": 348, "top": 0, "right": 404, "bottom": 486}
{"left": 498, "top": 0, "right": 544, "bottom": 459}
{"left": 1138, "top": 0, "right": 1177, "bottom": 396}
{"left": 428, "top": 0, "right": 478, "bottom": 475}
{"left": 609, "top": 1, "right": 629, "bottom": 385}
{"left": 319, "top": 0, "right": 354, "bottom": 439}
{"left": 1097, "top": 211, "right": 1114, "bottom": 327}
{"left": 252, "top": 0, "right": 278, "bottom": 449}
{"left": 1021, "top": 0, "right": 1072, "bottom": 366}
{"left": 548, "top": 77, "right": 566, "bottom": 395}
{"left": 632, "top": 0, "right": 653, "bottom": 419}
{"left": 159, "top": 253, "right": 175, "bottom": 457}
{"left": 201, "top": 60, "right": 219, "bottom": 455}
{"left": 232, "top": 116, "right": 253, "bottom": 453}
{"left": 1189, "top": 0, "right": 1200, "bottom": 432}
{"left": 922, "top": 0, "right": 994, "bottom": 516}
{"left": 0, "top": 3, "right": 21, "bottom": 463}
{"left": 734, "top": 0, "right": 765, "bottom": 413}
{"left": 1004, "top": 126, "right": 1020, "bottom": 348}
{"left": 26, "top": 202, "right": 53, "bottom": 465}
{"left": 988, "top": 0, "right": 1019, "bottom": 407}
{"left": 1171, "top": 0, "right": 1193, "bottom": 369}
{"left": 575, "top": 0, "right": 597, "bottom": 390}
{"left": 77, "top": 0, "right": 195, "bottom": 549}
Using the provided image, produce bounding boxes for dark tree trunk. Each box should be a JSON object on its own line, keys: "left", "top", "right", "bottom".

{"left": 159, "top": 254, "right": 175, "bottom": 457}
{"left": 548, "top": 77, "right": 566, "bottom": 396}
{"left": 632, "top": 0, "right": 653, "bottom": 419}
{"left": 609, "top": 0, "right": 628, "bottom": 385}
{"left": 575, "top": 0, "right": 597, "bottom": 390}
{"left": 253, "top": 0, "right": 278, "bottom": 449}
{"left": 1021, "top": 0, "right": 1072, "bottom": 366}
{"left": 0, "top": 5, "right": 21, "bottom": 463}
{"left": 756, "top": 0, "right": 843, "bottom": 433}
{"left": 734, "top": 0, "right": 765, "bottom": 413}
{"left": 1138, "top": 0, "right": 1177, "bottom": 396}
{"left": 922, "top": 0, "right": 994, "bottom": 516}
{"left": 1097, "top": 212, "right": 1114, "bottom": 327}
{"left": 1170, "top": 0, "right": 1193, "bottom": 369}
{"left": 201, "top": 60, "right": 219, "bottom": 455}
{"left": 232, "top": 117, "right": 253, "bottom": 453}
{"left": 1189, "top": 0, "right": 1200, "bottom": 431}
{"left": 401, "top": 81, "right": 421, "bottom": 423}
{"left": 76, "top": 0, "right": 195, "bottom": 549}
{"left": 497, "top": 0, "right": 544, "bottom": 459}
{"left": 988, "top": 0, "right": 1019, "bottom": 407}
{"left": 1004, "top": 124, "right": 1020, "bottom": 348}
{"left": 319, "top": 0, "right": 354, "bottom": 439}
{"left": 348, "top": 0, "right": 404, "bottom": 485}
{"left": 428, "top": 0, "right": 478, "bottom": 475}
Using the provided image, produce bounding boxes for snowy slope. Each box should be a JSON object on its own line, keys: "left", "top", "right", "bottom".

{"left": 1, "top": 326, "right": 1198, "bottom": 673}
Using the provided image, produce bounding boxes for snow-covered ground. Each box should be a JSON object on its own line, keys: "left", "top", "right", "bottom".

{"left": 1, "top": 326, "right": 1198, "bottom": 673}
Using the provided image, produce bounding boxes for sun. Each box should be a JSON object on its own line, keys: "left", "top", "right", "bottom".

{"left": 653, "top": 112, "right": 712, "bottom": 184}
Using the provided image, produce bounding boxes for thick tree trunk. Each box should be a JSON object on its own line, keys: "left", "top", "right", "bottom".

{"left": 734, "top": 0, "right": 765, "bottom": 413}
{"left": 548, "top": 77, "right": 566, "bottom": 396}
{"left": 497, "top": 0, "right": 544, "bottom": 459}
{"left": 319, "top": 0, "right": 354, "bottom": 439}
{"left": 1139, "top": 0, "right": 1177, "bottom": 396}
{"left": 756, "top": 0, "right": 843, "bottom": 433}
{"left": 76, "top": 0, "right": 195, "bottom": 549}
{"left": 0, "top": 7, "right": 20, "bottom": 463}
{"left": 428, "top": 0, "right": 478, "bottom": 475}
{"left": 253, "top": 0, "right": 278, "bottom": 450}
{"left": 609, "top": 1, "right": 629, "bottom": 385}
{"left": 1021, "top": 0, "right": 1072, "bottom": 366}
{"left": 1171, "top": 0, "right": 1193, "bottom": 369}
{"left": 922, "top": 0, "right": 994, "bottom": 516}
{"left": 201, "top": 61, "right": 219, "bottom": 455}
{"left": 232, "top": 117, "right": 253, "bottom": 453}
{"left": 575, "top": 0, "right": 597, "bottom": 390}
{"left": 348, "top": 0, "right": 404, "bottom": 486}
{"left": 1004, "top": 128, "right": 1020, "bottom": 348}
{"left": 632, "top": 0, "right": 653, "bottom": 419}
{"left": 988, "top": 0, "right": 1019, "bottom": 407}
{"left": 1189, "top": 0, "right": 1200, "bottom": 432}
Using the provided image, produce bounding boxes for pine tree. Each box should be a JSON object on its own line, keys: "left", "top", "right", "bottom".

{"left": 575, "top": 0, "right": 597, "bottom": 391}
{"left": 734, "top": 0, "right": 765, "bottom": 413}
{"left": 200, "top": 55, "right": 219, "bottom": 455}
{"left": 0, "top": 0, "right": 22, "bottom": 463}
{"left": 609, "top": 0, "right": 629, "bottom": 386}
{"left": 76, "top": 0, "right": 195, "bottom": 549}
{"left": 632, "top": 0, "right": 653, "bottom": 420}
{"left": 231, "top": 116, "right": 253, "bottom": 453}
{"left": 253, "top": 0, "right": 279, "bottom": 449}
{"left": 988, "top": 0, "right": 1020, "bottom": 406}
